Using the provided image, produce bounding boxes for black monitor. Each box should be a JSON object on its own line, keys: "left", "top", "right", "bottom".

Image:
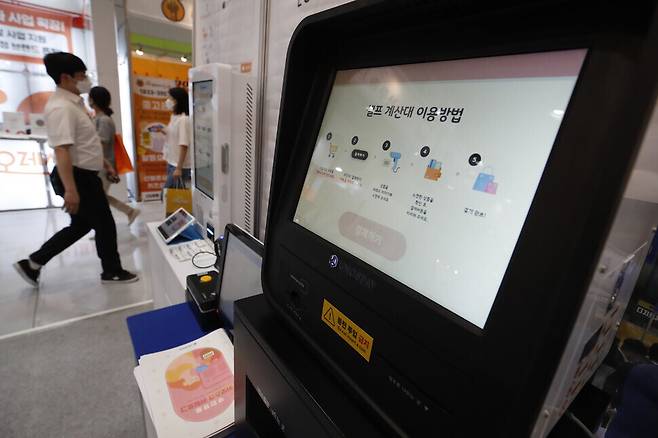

{"left": 263, "top": 2, "right": 658, "bottom": 437}
{"left": 217, "top": 224, "right": 264, "bottom": 331}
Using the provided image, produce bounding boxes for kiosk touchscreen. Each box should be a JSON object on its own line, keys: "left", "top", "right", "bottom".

{"left": 262, "top": 2, "right": 658, "bottom": 437}
{"left": 294, "top": 51, "right": 585, "bottom": 329}
{"left": 189, "top": 64, "right": 232, "bottom": 242}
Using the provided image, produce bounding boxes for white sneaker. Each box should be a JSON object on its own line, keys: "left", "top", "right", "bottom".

{"left": 128, "top": 208, "right": 141, "bottom": 226}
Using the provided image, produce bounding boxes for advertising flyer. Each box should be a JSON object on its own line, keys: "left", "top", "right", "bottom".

{"left": 132, "top": 55, "right": 189, "bottom": 200}
{"left": 134, "top": 329, "right": 235, "bottom": 438}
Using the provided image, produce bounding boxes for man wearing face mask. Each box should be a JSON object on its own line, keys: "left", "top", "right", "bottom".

{"left": 13, "top": 52, "right": 138, "bottom": 286}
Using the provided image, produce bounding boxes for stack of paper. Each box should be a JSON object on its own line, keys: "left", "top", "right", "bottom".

{"left": 134, "top": 329, "right": 235, "bottom": 438}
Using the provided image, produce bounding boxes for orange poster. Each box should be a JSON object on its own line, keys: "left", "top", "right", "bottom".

{"left": 0, "top": 1, "right": 73, "bottom": 64}
{"left": 132, "top": 56, "right": 188, "bottom": 200}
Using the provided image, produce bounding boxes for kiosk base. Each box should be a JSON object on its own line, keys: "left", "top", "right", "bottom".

{"left": 234, "top": 295, "right": 387, "bottom": 437}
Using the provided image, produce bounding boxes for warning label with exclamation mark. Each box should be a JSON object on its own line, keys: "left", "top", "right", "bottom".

{"left": 321, "top": 299, "right": 374, "bottom": 362}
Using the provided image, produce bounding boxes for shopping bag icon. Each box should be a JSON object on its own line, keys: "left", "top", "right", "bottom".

{"left": 473, "top": 168, "right": 497, "bottom": 194}
{"left": 424, "top": 159, "right": 442, "bottom": 181}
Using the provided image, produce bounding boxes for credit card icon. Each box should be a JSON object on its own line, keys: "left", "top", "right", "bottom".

{"left": 351, "top": 149, "right": 368, "bottom": 160}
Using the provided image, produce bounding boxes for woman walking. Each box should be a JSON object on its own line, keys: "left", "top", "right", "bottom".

{"left": 88, "top": 86, "right": 140, "bottom": 225}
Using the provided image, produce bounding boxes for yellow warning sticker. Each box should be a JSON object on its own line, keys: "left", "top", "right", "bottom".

{"left": 321, "top": 299, "right": 373, "bottom": 362}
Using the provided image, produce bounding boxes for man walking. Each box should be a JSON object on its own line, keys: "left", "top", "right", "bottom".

{"left": 13, "top": 52, "right": 138, "bottom": 286}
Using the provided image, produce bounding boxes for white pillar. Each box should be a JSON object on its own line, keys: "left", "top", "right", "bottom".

{"left": 90, "top": 0, "right": 130, "bottom": 203}
{"left": 90, "top": 0, "right": 122, "bottom": 134}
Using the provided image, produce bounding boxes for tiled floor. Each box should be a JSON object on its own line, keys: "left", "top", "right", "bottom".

{"left": 0, "top": 201, "right": 164, "bottom": 337}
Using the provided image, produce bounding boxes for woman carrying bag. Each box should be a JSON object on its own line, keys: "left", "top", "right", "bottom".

{"left": 89, "top": 86, "right": 140, "bottom": 225}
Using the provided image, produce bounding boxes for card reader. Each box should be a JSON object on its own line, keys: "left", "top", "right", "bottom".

{"left": 185, "top": 271, "right": 221, "bottom": 332}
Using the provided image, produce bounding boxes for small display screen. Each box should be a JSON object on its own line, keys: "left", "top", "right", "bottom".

{"left": 158, "top": 208, "right": 195, "bottom": 241}
{"left": 219, "top": 232, "right": 263, "bottom": 327}
{"left": 193, "top": 80, "right": 214, "bottom": 199}
{"left": 293, "top": 50, "right": 586, "bottom": 328}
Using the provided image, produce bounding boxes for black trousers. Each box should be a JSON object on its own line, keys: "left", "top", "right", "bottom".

{"left": 31, "top": 167, "right": 122, "bottom": 274}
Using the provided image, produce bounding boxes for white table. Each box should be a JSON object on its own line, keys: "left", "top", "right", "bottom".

{"left": 143, "top": 221, "right": 217, "bottom": 437}
{"left": 145, "top": 221, "right": 217, "bottom": 308}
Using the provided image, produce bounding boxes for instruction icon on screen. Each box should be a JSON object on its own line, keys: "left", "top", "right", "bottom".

{"left": 390, "top": 152, "right": 401, "bottom": 173}
{"left": 473, "top": 168, "right": 498, "bottom": 194}
{"left": 329, "top": 143, "right": 338, "bottom": 158}
{"left": 424, "top": 159, "right": 442, "bottom": 181}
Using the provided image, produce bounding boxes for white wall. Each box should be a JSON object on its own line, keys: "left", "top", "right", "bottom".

{"left": 90, "top": 0, "right": 120, "bottom": 131}
{"left": 194, "top": 0, "right": 261, "bottom": 68}
{"left": 258, "top": 0, "right": 353, "bottom": 238}
{"left": 90, "top": 0, "right": 128, "bottom": 202}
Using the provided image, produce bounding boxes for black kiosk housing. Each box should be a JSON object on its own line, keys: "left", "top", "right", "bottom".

{"left": 262, "top": 1, "right": 658, "bottom": 436}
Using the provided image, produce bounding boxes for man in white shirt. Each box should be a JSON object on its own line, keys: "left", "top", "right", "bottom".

{"left": 13, "top": 52, "right": 138, "bottom": 286}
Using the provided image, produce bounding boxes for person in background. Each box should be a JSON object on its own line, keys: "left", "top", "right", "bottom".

{"left": 605, "top": 364, "right": 658, "bottom": 438}
{"left": 162, "top": 87, "right": 191, "bottom": 189}
{"left": 88, "top": 86, "right": 140, "bottom": 225}
{"left": 13, "top": 52, "right": 138, "bottom": 286}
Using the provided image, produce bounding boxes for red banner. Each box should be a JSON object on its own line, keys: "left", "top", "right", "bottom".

{"left": 0, "top": 2, "right": 73, "bottom": 64}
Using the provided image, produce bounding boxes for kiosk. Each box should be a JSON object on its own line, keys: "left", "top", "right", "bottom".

{"left": 189, "top": 63, "right": 232, "bottom": 242}
{"left": 190, "top": 65, "right": 259, "bottom": 240}
{"left": 228, "top": 72, "right": 258, "bottom": 236}
{"left": 260, "top": 1, "right": 658, "bottom": 437}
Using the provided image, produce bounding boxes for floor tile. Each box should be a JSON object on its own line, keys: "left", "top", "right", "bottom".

{"left": 0, "top": 201, "right": 163, "bottom": 335}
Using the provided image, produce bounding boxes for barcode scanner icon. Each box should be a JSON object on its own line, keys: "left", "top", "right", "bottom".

{"left": 390, "top": 152, "right": 401, "bottom": 173}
